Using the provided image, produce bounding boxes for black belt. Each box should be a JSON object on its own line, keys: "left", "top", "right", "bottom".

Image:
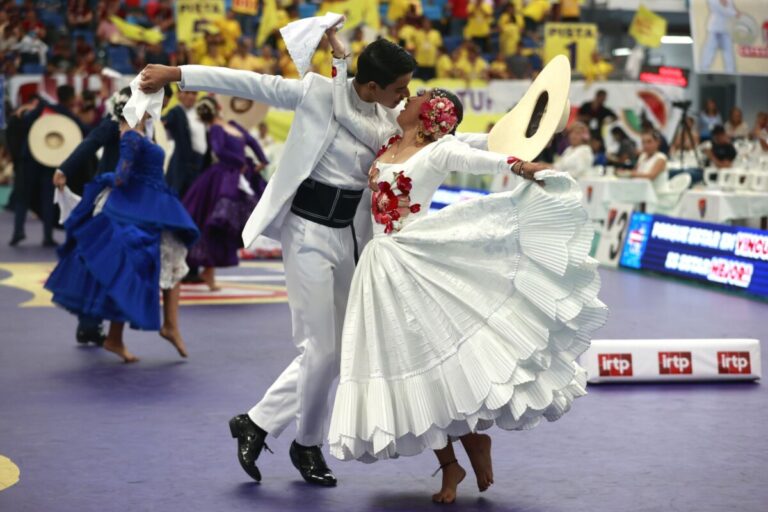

{"left": 291, "top": 178, "right": 365, "bottom": 263}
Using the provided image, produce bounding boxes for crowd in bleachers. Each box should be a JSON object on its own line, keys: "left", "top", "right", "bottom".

{"left": 0, "top": 1, "right": 592, "bottom": 82}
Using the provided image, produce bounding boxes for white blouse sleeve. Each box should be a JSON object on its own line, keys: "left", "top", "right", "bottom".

{"left": 430, "top": 136, "right": 512, "bottom": 176}
{"left": 332, "top": 57, "right": 391, "bottom": 152}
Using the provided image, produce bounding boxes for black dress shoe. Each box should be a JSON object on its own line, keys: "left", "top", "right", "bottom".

{"left": 42, "top": 238, "right": 59, "bottom": 248}
{"left": 289, "top": 441, "right": 337, "bottom": 487}
{"left": 9, "top": 233, "right": 25, "bottom": 246}
{"left": 76, "top": 326, "right": 106, "bottom": 346}
{"left": 229, "top": 414, "right": 269, "bottom": 482}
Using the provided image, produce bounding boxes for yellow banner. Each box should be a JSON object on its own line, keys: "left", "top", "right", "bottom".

{"left": 629, "top": 5, "right": 667, "bottom": 48}
{"left": 543, "top": 22, "right": 598, "bottom": 75}
{"left": 256, "top": 0, "right": 278, "bottom": 47}
{"left": 176, "top": 0, "right": 226, "bottom": 44}
{"left": 111, "top": 16, "right": 164, "bottom": 45}
{"left": 232, "top": 0, "right": 258, "bottom": 15}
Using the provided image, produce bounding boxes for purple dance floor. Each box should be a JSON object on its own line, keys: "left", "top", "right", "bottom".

{"left": 1, "top": 211, "right": 766, "bottom": 512}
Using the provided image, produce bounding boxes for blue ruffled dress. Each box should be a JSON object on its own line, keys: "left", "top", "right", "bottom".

{"left": 45, "top": 131, "right": 199, "bottom": 331}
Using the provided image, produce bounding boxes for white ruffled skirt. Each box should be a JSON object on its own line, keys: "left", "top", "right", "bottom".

{"left": 328, "top": 172, "right": 608, "bottom": 462}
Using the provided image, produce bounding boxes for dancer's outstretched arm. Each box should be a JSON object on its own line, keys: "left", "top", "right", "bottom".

{"left": 139, "top": 65, "right": 305, "bottom": 112}
{"left": 433, "top": 136, "right": 548, "bottom": 181}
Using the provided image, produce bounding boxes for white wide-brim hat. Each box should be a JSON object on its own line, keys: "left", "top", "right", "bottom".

{"left": 28, "top": 114, "right": 83, "bottom": 168}
{"left": 488, "top": 55, "right": 572, "bottom": 162}
{"left": 219, "top": 95, "right": 269, "bottom": 131}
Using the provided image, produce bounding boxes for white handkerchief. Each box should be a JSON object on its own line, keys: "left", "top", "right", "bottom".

{"left": 53, "top": 186, "right": 82, "bottom": 224}
{"left": 122, "top": 74, "right": 165, "bottom": 128}
{"left": 238, "top": 174, "right": 255, "bottom": 196}
{"left": 279, "top": 12, "right": 344, "bottom": 78}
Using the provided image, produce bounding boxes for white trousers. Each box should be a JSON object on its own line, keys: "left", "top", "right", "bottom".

{"left": 700, "top": 31, "right": 735, "bottom": 74}
{"left": 248, "top": 212, "right": 356, "bottom": 446}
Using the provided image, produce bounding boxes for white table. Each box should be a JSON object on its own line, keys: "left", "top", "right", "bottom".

{"left": 676, "top": 189, "right": 768, "bottom": 225}
{"left": 579, "top": 177, "right": 658, "bottom": 221}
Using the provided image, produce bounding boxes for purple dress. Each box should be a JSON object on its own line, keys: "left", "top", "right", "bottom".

{"left": 183, "top": 121, "right": 268, "bottom": 268}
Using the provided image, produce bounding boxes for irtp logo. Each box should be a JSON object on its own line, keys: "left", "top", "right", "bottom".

{"left": 598, "top": 354, "right": 633, "bottom": 376}
{"left": 658, "top": 352, "right": 693, "bottom": 375}
{"left": 717, "top": 352, "right": 751, "bottom": 374}
{"left": 586, "top": 186, "right": 593, "bottom": 203}
{"left": 698, "top": 198, "right": 706, "bottom": 219}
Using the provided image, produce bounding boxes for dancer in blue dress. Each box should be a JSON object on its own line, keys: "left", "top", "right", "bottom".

{"left": 45, "top": 108, "right": 199, "bottom": 363}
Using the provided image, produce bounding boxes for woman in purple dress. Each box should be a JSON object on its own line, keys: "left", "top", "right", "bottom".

{"left": 182, "top": 96, "right": 269, "bottom": 291}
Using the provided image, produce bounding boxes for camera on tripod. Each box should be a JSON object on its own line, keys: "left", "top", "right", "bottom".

{"left": 672, "top": 100, "right": 692, "bottom": 109}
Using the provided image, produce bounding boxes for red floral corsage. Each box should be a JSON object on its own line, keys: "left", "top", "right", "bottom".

{"left": 372, "top": 170, "right": 421, "bottom": 234}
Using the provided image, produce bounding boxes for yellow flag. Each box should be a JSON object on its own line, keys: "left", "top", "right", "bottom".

{"left": 110, "top": 16, "right": 165, "bottom": 45}
{"left": 256, "top": 0, "right": 279, "bottom": 47}
{"left": 629, "top": 5, "right": 667, "bottom": 48}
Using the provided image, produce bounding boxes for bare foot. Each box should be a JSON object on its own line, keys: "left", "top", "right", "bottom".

{"left": 201, "top": 268, "right": 221, "bottom": 292}
{"left": 160, "top": 326, "right": 188, "bottom": 358}
{"left": 463, "top": 434, "right": 494, "bottom": 492}
{"left": 432, "top": 462, "right": 466, "bottom": 504}
{"left": 103, "top": 338, "right": 139, "bottom": 363}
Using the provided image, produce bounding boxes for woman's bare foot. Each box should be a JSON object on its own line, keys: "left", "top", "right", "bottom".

{"left": 160, "top": 326, "right": 188, "bottom": 358}
{"left": 461, "top": 433, "right": 494, "bottom": 492}
{"left": 432, "top": 461, "right": 466, "bottom": 504}
{"left": 201, "top": 268, "right": 221, "bottom": 292}
{"left": 103, "top": 338, "right": 139, "bottom": 363}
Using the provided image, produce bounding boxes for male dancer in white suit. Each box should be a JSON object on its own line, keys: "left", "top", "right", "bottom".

{"left": 140, "top": 38, "right": 487, "bottom": 486}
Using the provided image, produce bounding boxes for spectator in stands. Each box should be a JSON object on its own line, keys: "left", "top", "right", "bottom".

{"left": 555, "top": 121, "right": 593, "bottom": 179}
{"left": 311, "top": 36, "right": 333, "bottom": 76}
{"left": 751, "top": 112, "right": 768, "bottom": 152}
{"left": 229, "top": 37, "right": 260, "bottom": 71}
{"left": 607, "top": 126, "right": 637, "bottom": 168}
{"left": 699, "top": 98, "right": 722, "bottom": 140}
{"left": 200, "top": 39, "right": 226, "bottom": 67}
{"left": 641, "top": 118, "right": 669, "bottom": 155}
{"left": 21, "top": 9, "right": 46, "bottom": 40}
{"left": 0, "top": 24, "right": 21, "bottom": 55}
{"left": 396, "top": 17, "right": 418, "bottom": 51}
{"left": 143, "top": 42, "right": 170, "bottom": 67}
{"left": 254, "top": 46, "right": 277, "bottom": 74}
{"left": 13, "top": 26, "right": 48, "bottom": 68}
{"left": 388, "top": 0, "right": 422, "bottom": 24}
{"left": 447, "top": 0, "right": 470, "bottom": 37}
{"left": 578, "top": 89, "right": 616, "bottom": 140}
{"left": 522, "top": 0, "right": 551, "bottom": 33}
{"left": 591, "top": 136, "right": 608, "bottom": 167}
{"left": 171, "top": 41, "right": 192, "bottom": 67}
{"left": 703, "top": 125, "right": 737, "bottom": 168}
{"left": 628, "top": 130, "right": 669, "bottom": 191}
{"left": 488, "top": 52, "right": 510, "bottom": 79}
{"left": 498, "top": 3, "right": 524, "bottom": 58}
{"left": 74, "top": 46, "right": 100, "bottom": 74}
{"left": 67, "top": 0, "right": 93, "bottom": 31}
{"left": 520, "top": 29, "right": 543, "bottom": 71}
{"left": 724, "top": 107, "right": 749, "bottom": 140}
{"left": 349, "top": 27, "right": 367, "bottom": 75}
{"left": 50, "top": 39, "right": 75, "bottom": 71}
{"left": 435, "top": 46, "right": 455, "bottom": 78}
{"left": 464, "top": 0, "right": 493, "bottom": 53}
{"left": 148, "top": 0, "right": 175, "bottom": 33}
{"left": 583, "top": 51, "right": 613, "bottom": 82}
{"left": 277, "top": 48, "right": 299, "bottom": 78}
{"left": 216, "top": 10, "right": 242, "bottom": 58}
{"left": 456, "top": 43, "right": 488, "bottom": 80}
{"left": 412, "top": 17, "right": 443, "bottom": 80}
{"left": 77, "top": 90, "right": 99, "bottom": 129}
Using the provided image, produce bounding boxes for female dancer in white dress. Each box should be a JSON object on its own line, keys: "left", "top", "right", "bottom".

{"left": 326, "top": 33, "right": 607, "bottom": 504}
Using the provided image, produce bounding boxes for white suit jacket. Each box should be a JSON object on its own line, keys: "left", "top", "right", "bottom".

{"left": 178, "top": 65, "right": 487, "bottom": 245}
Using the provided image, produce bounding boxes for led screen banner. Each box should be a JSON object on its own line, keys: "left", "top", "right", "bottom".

{"left": 690, "top": 0, "right": 768, "bottom": 76}
{"left": 620, "top": 213, "right": 768, "bottom": 298}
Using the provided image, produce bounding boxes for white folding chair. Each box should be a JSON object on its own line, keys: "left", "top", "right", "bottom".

{"left": 654, "top": 173, "right": 693, "bottom": 215}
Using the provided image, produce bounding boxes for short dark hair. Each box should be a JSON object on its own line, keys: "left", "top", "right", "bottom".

{"left": 57, "top": 85, "right": 76, "bottom": 106}
{"left": 712, "top": 125, "right": 726, "bottom": 136}
{"left": 356, "top": 39, "right": 416, "bottom": 89}
{"left": 596, "top": 89, "right": 607, "bottom": 98}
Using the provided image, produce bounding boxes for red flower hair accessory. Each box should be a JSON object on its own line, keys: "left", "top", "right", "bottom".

{"left": 419, "top": 95, "right": 459, "bottom": 138}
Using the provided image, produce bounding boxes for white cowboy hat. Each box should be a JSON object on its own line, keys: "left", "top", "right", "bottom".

{"left": 488, "top": 55, "right": 572, "bottom": 162}
{"left": 28, "top": 114, "right": 83, "bottom": 168}
{"left": 219, "top": 95, "right": 269, "bottom": 131}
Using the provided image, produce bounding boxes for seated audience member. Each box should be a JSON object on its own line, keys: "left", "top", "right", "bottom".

{"left": 704, "top": 125, "right": 737, "bottom": 168}
{"left": 554, "top": 122, "right": 593, "bottom": 179}
{"left": 628, "top": 130, "right": 669, "bottom": 192}
{"left": 724, "top": 107, "right": 749, "bottom": 140}
{"left": 607, "top": 126, "right": 637, "bottom": 168}
{"left": 751, "top": 112, "right": 768, "bottom": 152}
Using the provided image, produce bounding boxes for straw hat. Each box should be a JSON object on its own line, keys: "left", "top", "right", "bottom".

{"left": 219, "top": 95, "right": 269, "bottom": 131}
{"left": 27, "top": 114, "right": 83, "bottom": 168}
{"left": 488, "top": 55, "right": 572, "bottom": 162}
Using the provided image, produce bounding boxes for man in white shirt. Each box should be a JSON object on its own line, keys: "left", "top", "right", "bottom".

{"left": 139, "top": 40, "right": 423, "bottom": 487}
